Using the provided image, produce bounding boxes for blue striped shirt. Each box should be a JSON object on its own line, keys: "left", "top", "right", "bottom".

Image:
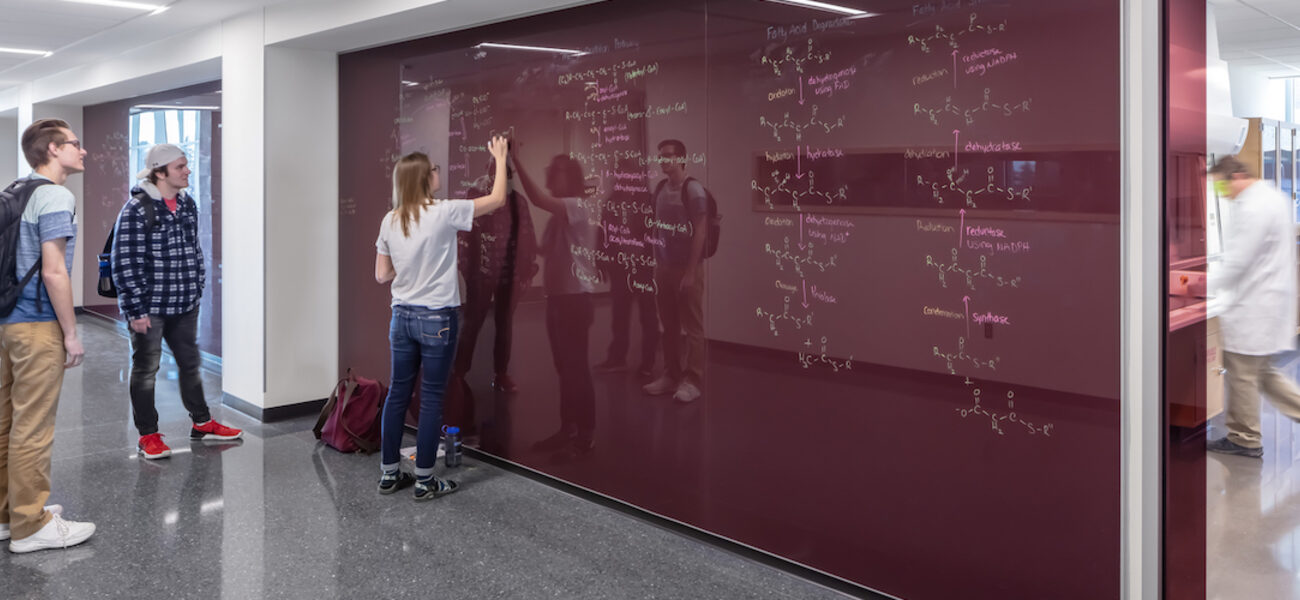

{"left": 111, "top": 186, "right": 205, "bottom": 320}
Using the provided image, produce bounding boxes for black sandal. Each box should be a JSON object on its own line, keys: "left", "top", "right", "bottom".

{"left": 414, "top": 477, "right": 458, "bottom": 501}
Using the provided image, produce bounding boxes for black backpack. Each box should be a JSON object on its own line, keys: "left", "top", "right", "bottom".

{"left": 0, "top": 178, "right": 53, "bottom": 317}
{"left": 97, "top": 191, "right": 158, "bottom": 298}
{"left": 654, "top": 177, "right": 722, "bottom": 259}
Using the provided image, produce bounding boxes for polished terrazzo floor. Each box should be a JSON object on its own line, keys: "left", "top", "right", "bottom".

{"left": 1208, "top": 353, "right": 1300, "bottom": 600}
{"left": 1, "top": 317, "right": 852, "bottom": 600}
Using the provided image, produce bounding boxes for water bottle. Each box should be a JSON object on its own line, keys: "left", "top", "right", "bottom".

{"left": 443, "top": 426, "right": 462, "bottom": 468}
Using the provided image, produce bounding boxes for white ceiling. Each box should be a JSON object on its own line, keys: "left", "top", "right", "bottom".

{"left": 1212, "top": 0, "right": 1300, "bottom": 78}
{"left": 0, "top": 0, "right": 285, "bottom": 87}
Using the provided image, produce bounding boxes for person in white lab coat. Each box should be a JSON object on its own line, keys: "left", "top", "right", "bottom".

{"left": 1207, "top": 155, "right": 1300, "bottom": 458}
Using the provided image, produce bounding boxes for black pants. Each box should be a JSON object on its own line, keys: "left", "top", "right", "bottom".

{"left": 129, "top": 308, "right": 209, "bottom": 435}
{"left": 546, "top": 294, "right": 595, "bottom": 436}
{"left": 605, "top": 274, "right": 659, "bottom": 368}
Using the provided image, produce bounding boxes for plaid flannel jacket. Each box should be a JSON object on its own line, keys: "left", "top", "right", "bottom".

{"left": 110, "top": 186, "right": 205, "bottom": 320}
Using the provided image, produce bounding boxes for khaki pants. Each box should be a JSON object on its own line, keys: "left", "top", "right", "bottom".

{"left": 0, "top": 321, "right": 65, "bottom": 540}
{"left": 654, "top": 264, "right": 705, "bottom": 386}
{"left": 1224, "top": 351, "right": 1300, "bottom": 449}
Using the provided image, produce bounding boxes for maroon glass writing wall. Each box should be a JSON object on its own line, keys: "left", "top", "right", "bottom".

{"left": 339, "top": 1, "right": 1123, "bottom": 597}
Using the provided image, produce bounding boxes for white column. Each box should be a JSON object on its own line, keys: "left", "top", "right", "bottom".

{"left": 1121, "top": 0, "right": 1162, "bottom": 598}
{"left": 263, "top": 46, "right": 340, "bottom": 408}
{"left": 16, "top": 85, "right": 33, "bottom": 177}
{"left": 221, "top": 10, "right": 268, "bottom": 407}
{"left": 0, "top": 116, "right": 16, "bottom": 186}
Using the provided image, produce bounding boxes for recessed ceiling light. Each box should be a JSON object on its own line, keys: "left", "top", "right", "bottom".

{"left": 476, "top": 42, "right": 586, "bottom": 56}
{"left": 0, "top": 47, "right": 52, "bottom": 57}
{"left": 61, "top": 0, "right": 167, "bottom": 11}
{"left": 763, "top": 0, "right": 876, "bottom": 17}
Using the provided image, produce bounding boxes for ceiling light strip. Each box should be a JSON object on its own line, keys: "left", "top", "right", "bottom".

{"left": 61, "top": 0, "right": 165, "bottom": 10}
{"left": 763, "top": 0, "right": 871, "bottom": 17}
{"left": 0, "top": 47, "right": 53, "bottom": 57}
{"left": 477, "top": 42, "right": 585, "bottom": 56}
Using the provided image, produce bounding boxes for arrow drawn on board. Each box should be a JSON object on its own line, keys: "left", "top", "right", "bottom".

{"left": 802, "top": 280, "right": 810, "bottom": 309}
{"left": 790, "top": 211, "right": 800, "bottom": 249}
{"left": 795, "top": 145, "right": 804, "bottom": 179}
{"left": 798, "top": 78, "right": 805, "bottom": 105}
{"left": 952, "top": 50, "right": 959, "bottom": 88}
{"left": 958, "top": 209, "right": 966, "bottom": 250}
{"left": 953, "top": 129, "right": 960, "bottom": 170}
{"left": 963, "top": 295, "right": 971, "bottom": 339}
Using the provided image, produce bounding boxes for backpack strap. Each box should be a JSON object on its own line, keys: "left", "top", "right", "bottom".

{"left": 314, "top": 373, "right": 356, "bottom": 440}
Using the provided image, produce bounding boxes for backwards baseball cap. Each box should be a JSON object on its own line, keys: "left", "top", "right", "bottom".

{"left": 134, "top": 143, "right": 186, "bottom": 180}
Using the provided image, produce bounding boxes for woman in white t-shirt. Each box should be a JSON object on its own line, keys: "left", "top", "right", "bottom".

{"left": 373, "top": 136, "right": 509, "bottom": 500}
{"left": 514, "top": 152, "right": 600, "bottom": 455}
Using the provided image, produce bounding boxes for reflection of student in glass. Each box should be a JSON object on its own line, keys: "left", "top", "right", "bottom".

{"left": 444, "top": 158, "right": 539, "bottom": 434}
{"left": 643, "top": 139, "right": 708, "bottom": 403}
{"left": 373, "top": 137, "right": 509, "bottom": 499}
{"left": 1206, "top": 155, "right": 1300, "bottom": 459}
{"left": 514, "top": 152, "right": 600, "bottom": 454}
{"left": 594, "top": 156, "right": 659, "bottom": 379}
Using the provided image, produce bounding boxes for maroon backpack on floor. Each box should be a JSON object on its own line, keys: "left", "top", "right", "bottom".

{"left": 313, "top": 369, "right": 386, "bottom": 454}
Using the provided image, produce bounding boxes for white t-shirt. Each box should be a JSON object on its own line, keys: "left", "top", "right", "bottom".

{"left": 541, "top": 197, "right": 599, "bottom": 295}
{"left": 376, "top": 200, "right": 475, "bottom": 309}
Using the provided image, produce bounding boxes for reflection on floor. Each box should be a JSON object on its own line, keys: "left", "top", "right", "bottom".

{"left": 1208, "top": 355, "right": 1300, "bottom": 600}
{"left": 0, "top": 317, "right": 848, "bottom": 599}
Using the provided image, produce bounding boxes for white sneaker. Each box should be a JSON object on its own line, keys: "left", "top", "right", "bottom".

{"left": 673, "top": 381, "right": 702, "bottom": 403}
{"left": 643, "top": 375, "right": 677, "bottom": 396}
{"left": 0, "top": 505, "right": 63, "bottom": 541}
{"left": 8, "top": 513, "right": 95, "bottom": 554}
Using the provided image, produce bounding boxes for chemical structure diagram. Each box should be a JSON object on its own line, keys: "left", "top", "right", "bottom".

{"left": 759, "top": 105, "right": 847, "bottom": 142}
{"left": 925, "top": 250, "right": 1022, "bottom": 290}
{"left": 798, "top": 337, "right": 853, "bottom": 372}
{"left": 916, "top": 166, "right": 1033, "bottom": 208}
{"left": 765, "top": 237, "right": 838, "bottom": 277}
{"left": 906, "top": 13, "right": 1009, "bottom": 54}
{"left": 913, "top": 89, "right": 1032, "bottom": 126}
{"left": 932, "top": 337, "right": 1001, "bottom": 375}
{"left": 751, "top": 169, "right": 849, "bottom": 210}
{"left": 755, "top": 298, "right": 815, "bottom": 336}
{"left": 956, "top": 380, "right": 1055, "bottom": 436}
{"left": 761, "top": 38, "right": 834, "bottom": 77}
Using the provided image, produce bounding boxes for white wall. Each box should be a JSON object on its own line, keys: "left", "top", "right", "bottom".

{"left": 0, "top": 117, "right": 15, "bottom": 186}
{"left": 264, "top": 46, "right": 339, "bottom": 408}
{"left": 221, "top": 10, "right": 267, "bottom": 406}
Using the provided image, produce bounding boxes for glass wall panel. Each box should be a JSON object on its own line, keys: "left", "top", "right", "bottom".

{"left": 339, "top": 1, "right": 1123, "bottom": 597}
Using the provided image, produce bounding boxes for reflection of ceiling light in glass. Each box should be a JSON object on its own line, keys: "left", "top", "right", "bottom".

{"left": 62, "top": 0, "right": 166, "bottom": 11}
{"left": 401, "top": 80, "right": 420, "bottom": 87}
{"left": 476, "top": 42, "right": 586, "bottom": 56}
{"left": 0, "top": 47, "right": 53, "bottom": 57}
{"left": 133, "top": 104, "right": 221, "bottom": 111}
{"left": 763, "top": 0, "right": 876, "bottom": 17}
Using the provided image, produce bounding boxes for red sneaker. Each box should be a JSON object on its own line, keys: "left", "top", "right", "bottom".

{"left": 191, "top": 420, "right": 243, "bottom": 441}
{"left": 138, "top": 433, "right": 172, "bottom": 460}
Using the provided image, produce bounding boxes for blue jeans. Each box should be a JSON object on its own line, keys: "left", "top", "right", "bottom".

{"left": 380, "top": 305, "right": 459, "bottom": 476}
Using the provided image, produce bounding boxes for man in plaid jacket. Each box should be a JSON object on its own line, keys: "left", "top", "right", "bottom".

{"left": 112, "top": 143, "right": 241, "bottom": 460}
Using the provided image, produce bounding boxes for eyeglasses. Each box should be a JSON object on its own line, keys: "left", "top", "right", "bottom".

{"left": 58, "top": 139, "right": 82, "bottom": 150}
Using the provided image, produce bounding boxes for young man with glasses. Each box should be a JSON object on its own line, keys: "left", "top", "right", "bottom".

{"left": 642, "top": 139, "right": 710, "bottom": 403}
{"left": 112, "top": 143, "right": 241, "bottom": 460}
{"left": 0, "top": 119, "right": 96, "bottom": 552}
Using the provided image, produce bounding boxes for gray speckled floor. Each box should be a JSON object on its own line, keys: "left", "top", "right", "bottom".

{"left": 1, "top": 317, "right": 853, "bottom": 600}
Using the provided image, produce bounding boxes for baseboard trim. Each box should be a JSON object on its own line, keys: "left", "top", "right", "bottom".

{"left": 222, "top": 393, "right": 326, "bottom": 423}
